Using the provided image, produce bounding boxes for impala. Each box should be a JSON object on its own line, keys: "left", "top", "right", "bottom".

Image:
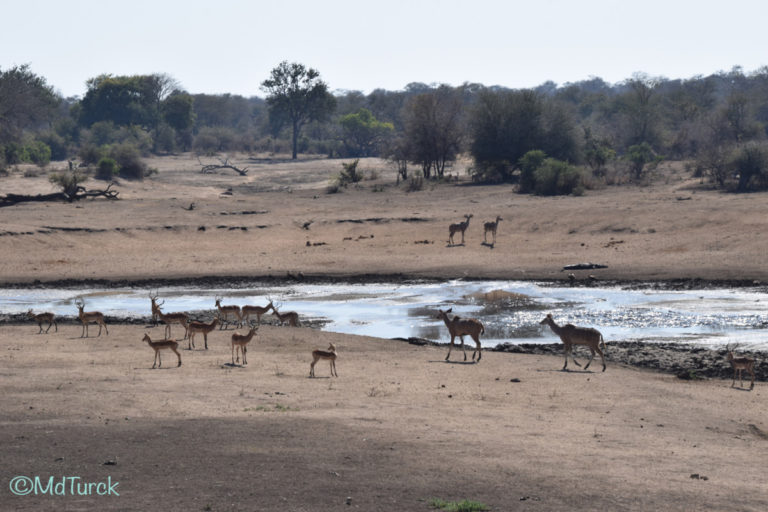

{"left": 74, "top": 298, "right": 108, "bottom": 337}
{"left": 448, "top": 214, "right": 472, "bottom": 245}
{"left": 143, "top": 333, "right": 181, "bottom": 368}
{"left": 540, "top": 313, "right": 606, "bottom": 372}
{"left": 215, "top": 296, "right": 242, "bottom": 329}
{"left": 272, "top": 304, "right": 299, "bottom": 327}
{"left": 156, "top": 306, "right": 190, "bottom": 340}
{"left": 149, "top": 290, "right": 163, "bottom": 325}
{"left": 231, "top": 326, "right": 258, "bottom": 365}
{"left": 726, "top": 344, "right": 756, "bottom": 389}
{"left": 241, "top": 300, "right": 274, "bottom": 326}
{"left": 186, "top": 317, "right": 219, "bottom": 350}
{"left": 310, "top": 343, "right": 337, "bottom": 377}
{"left": 27, "top": 309, "right": 57, "bottom": 334}
{"left": 436, "top": 308, "right": 484, "bottom": 362}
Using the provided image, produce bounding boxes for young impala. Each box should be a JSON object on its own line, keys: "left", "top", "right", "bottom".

{"left": 185, "top": 317, "right": 219, "bottom": 350}
{"left": 27, "top": 309, "right": 57, "bottom": 334}
{"left": 310, "top": 343, "right": 337, "bottom": 377}
{"left": 448, "top": 214, "right": 473, "bottom": 245}
{"left": 231, "top": 326, "right": 258, "bottom": 365}
{"left": 143, "top": 333, "right": 182, "bottom": 369}
{"left": 726, "top": 344, "right": 756, "bottom": 389}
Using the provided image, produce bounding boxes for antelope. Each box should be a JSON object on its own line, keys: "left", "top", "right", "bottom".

{"left": 726, "top": 344, "right": 756, "bottom": 389}
{"left": 272, "top": 304, "right": 299, "bottom": 327}
{"left": 540, "top": 313, "right": 606, "bottom": 372}
{"left": 156, "top": 306, "right": 190, "bottom": 340}
{"left": 448, "top": 214, "right": 472, "bottom": 245}
{"left": 142, "top": 333, "right": 181, "bottom": 368}
{"left": 74, "top": 298, "right": 108, "bottom": 337}
{"left": 310, "top": 343, "right": 337, "bottom": 377}
{"left": 185, "top": 317, "right": 219, "bottom": 350}
{"left": 149, "top": 290, "right": 163, "bottom": 325}
{"left": 27, "top": 309, "right": 57, "bottom": 334}
{"left": 483, "top": 216, "right": 502, "bottom": 244}
{"left": 215, "top": 296, "right": 242, "bottom": 329}
{"left": 436, "top": 308, "right": 485, "bottom": 362}
{"left": 241, "top": 300, "right": 274, "bottom": 326}
{"left": 231, "top": 326, "right": 258, "bottom": 365}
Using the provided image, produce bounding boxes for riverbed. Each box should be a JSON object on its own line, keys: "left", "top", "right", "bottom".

{"left": 3, "top": 280, "right": 768, "bottom": 350}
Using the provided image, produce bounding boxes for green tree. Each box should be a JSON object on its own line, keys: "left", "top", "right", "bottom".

{"left": 0, "top": 64, "right": 59, "bottom": 147}
{"left": 339, "top": 108, "right": 394, "bottom": 157}
{"left": 261, "top": 62, "right": 336, "bottom": 159}
{"left": 626, "top": 142, "right": 662, "bottom": 181}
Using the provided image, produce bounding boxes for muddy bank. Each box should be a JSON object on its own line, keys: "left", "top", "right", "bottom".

{"left": 495, "top": 341, "right": 767, "bottom": 382}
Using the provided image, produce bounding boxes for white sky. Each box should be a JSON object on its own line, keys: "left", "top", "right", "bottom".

{"left": 2, "top": 0, "right": 766, "bottom": 98}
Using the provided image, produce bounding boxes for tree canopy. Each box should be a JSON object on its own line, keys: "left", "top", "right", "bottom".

{"left": 261, "top": 61, "right": 336, "bottom": 159}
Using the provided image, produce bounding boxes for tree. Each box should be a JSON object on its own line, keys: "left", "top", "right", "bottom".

{"left": 402, "top": 85, "right": 464, "bottom": 178}
{"left": 261, "top": 62, "right": 336, "bottom": 159}
{"left": 339, "top": 108, "right": 394, "bottom": 157}
{"left": 0, "top": 64, "right": 59, "bottom": 146}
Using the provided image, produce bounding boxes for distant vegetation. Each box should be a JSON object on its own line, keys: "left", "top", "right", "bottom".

{"left": 3, "top": 62, "right": 768, "bottom": 193}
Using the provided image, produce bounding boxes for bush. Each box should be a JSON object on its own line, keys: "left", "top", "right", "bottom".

{"left": 334, "top": 159, "right": 363, "bottom": 188}
{"left": 732, "top": 142, "right": 768, "bottom": 192}
{"left": 518, "top": 150, "right": 547, "bottom": 193}
{"left": 96, "top": 157, "right": 119, "bottom": 180}
{"left": 110, "top": 143, "right": 147, "bottom": 180}
{"left": 27, "top": 141, "right": 51, "bottom": 167}
{"left": 49, "top": 170, "right": 88, "bottom": 199}
{"left": 4, "top": 142, "right": 29, "bottom": 164}
{"left": 78, "top": 143, "right": 108, "bottom": 165}
{"left": 533, "top": 158, "right": 584, "bottom": 195}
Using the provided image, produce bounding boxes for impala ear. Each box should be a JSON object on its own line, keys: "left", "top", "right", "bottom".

{"left": 446, "top": 308, "right": 452, "bottom": 313}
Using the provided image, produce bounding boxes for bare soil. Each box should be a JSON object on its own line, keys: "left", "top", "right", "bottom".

{"left": 1, "top": 155, "right": 767, "bottom": 511}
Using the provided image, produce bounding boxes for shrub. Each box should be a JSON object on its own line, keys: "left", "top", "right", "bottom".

{"left": 334, "top": 159, "right": 363, "bottom": 188}
{"left": 78, "top": 143, "right": 108, "bottom": 165}
{"left": 110, "top": 143, "right": 147, "bottom": 180}
{"left": 518, "top": 150, "right": 547, "bottom": 193}
{"left": 732, "top": 142, "right": 768, "bottom": 192}
{"left": 27, "top": 141, "right": 51, "bottom": 167}
{"left": 49, "top": 170, "right": 88, "bottom": 199}
{"left": 533, "top": 158, "right": 584, "bottom": 195}
{"left": 96, "top": 157, "right": 119, "bottom": 180}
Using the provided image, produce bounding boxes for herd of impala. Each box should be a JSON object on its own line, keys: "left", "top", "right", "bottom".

{"left": 20, "top": 215, "right": 756, "bottom": 388}
{"left": 26, "top": 290, "right": 757, "bottom": 388}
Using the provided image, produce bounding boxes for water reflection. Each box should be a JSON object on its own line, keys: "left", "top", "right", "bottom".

{"left": 2, "top": 281, "right": 767, "bottom": 349}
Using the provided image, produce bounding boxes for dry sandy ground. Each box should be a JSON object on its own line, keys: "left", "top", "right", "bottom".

{"left": 1, "top": 155, "right": 767, "bottom": 511}
{"left": 1, "top": 324, "right": 766, "bottom": 511}
{"left": 1, "top": 154, "right": 768, "bottom": 283}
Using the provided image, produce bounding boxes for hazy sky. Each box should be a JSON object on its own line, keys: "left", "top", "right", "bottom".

{"left": 2, "top": 0, "right": 766, "bottom": 98}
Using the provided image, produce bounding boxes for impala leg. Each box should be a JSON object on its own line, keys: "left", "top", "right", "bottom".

{"left": 310, "top": 358, "right": 317, "bottom": 377}
{"left": 152, "top": 351, "right": 158, "bottom": 369}
{"left": 460, "top": 335, "right": 467, "bottom": 361}
{"left": 584, "top": 347, "right": 595, "bottom": 370}
{"left": 445, "top": 336, "right": 455, "bottom": 361}
{"left": 173, "top": 347, "right": 182, "bottom": 367}
{"left": 243, "top": 346, "right": 247, "bottom": 365}
{"left": 204, "top": 333, "right": 208, "bottom": 350}
{"left": 103, "top": 323, "right": 108, "bottom": 336}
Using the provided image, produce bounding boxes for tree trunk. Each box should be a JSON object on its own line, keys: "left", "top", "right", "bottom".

{"left": 292, "top": 120, "right": 299, "bottom": 160}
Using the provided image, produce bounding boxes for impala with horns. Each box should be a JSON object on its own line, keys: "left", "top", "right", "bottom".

{"left": 215, "top": 296, "right": 242, "bottom": 329}
{"left": 272, "top": 303, "right": 299, "bottom": 327}
{"left": 241, "top": 300, "right": 274, "bottom": 326}
{"left": 74, "top": 297, "right": 108, "bottom": 337}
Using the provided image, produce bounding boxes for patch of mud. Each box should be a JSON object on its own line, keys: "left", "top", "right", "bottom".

{"left": 493, "top": 341, "right": 768, "bottom": 381}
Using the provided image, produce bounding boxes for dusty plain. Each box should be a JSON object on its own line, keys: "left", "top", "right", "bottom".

{"left": 0, "top": 154, "right": 767, "bottom": 511}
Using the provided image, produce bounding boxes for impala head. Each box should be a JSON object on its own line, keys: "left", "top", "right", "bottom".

{"left": 435, "top": 308, "right": 452, "bottom": 320}
{"left": 74, "top": 297, "right": 85, "bottom": 311}
{"left": 142, "top": 333, "right": 151, "bottom": 344}
{"left": 27, "top": 309, "right": 34, "bottom": 318}
{"left": 465, "top": 214, "right": 473, "bottom": 220}
{"left": 215, "top": 296, "right": 223, "bottom": 307}
{"left": 328, "top": 343, "right": 336, "bottom": 353}
{"left": 540, "top": 313, "right": 554, "bottom": 325}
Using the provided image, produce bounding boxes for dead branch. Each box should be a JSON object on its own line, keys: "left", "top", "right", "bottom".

{"left": 198, "top": 156, "right": 248, "bottom": 176}
{"left": 0, "top": 182, "right": 120, "bottom": 207}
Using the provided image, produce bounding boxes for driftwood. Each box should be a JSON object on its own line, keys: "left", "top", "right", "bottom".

{"left": 198, "top": 156, "right": 248, "bottom": 176}
{"left": 0, "top": 182, "right": 119, "bottom": 208}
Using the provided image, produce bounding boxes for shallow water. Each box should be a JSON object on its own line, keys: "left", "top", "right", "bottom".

{"left": 3, "top": 280, "right": 768, "bottom": 349}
